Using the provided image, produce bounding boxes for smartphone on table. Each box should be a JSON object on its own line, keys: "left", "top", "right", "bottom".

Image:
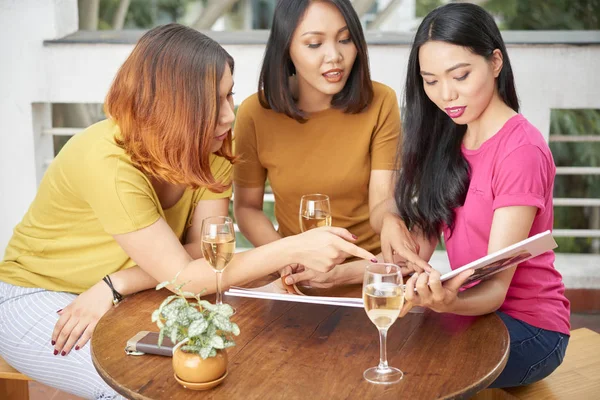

{"left": 125, "top": 331, "right": 175, "bottom": 357}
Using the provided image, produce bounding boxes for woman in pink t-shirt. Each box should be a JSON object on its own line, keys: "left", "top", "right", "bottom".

{"left": 381, "top": 3, "right": 570, "bottom": 388}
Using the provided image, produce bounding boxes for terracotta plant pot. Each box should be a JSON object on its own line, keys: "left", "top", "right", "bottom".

{"left": 172, "top": 346, "right": 228, "bottom": 383}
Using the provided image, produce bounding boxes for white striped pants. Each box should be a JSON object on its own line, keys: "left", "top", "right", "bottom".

{"left": 0, "top": 281, "right": 123, "bottom": 399}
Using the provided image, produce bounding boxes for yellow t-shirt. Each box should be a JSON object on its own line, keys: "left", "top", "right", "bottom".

{"left": 0, "top": 119, "right": 232, "bottom": 293}
{"left": 234, "top": 81, "right": 400, "bottom": 254}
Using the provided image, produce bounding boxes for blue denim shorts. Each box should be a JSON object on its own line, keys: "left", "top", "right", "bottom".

{"left": 489, "top": 311, "right": 569, "bottom": 388}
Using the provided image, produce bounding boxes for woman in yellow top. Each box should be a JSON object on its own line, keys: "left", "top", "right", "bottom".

{"left": 0, "top": 24, "right": 374, "bottom": 399}
{"left": 234, "top": 0, "right": 407, "bottom": 288}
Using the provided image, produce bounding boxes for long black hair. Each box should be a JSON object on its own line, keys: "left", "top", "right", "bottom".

{"left": 396, "top": 3, "right": 519, "bottom": 239}
{"left": 258, "top": 0, "right": 373, "bottom": 122}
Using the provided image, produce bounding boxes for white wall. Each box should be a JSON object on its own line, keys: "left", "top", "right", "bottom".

{"left": 0, "top": 0, "right": 78, "bottom": 253}
{"left": 43, "top": 42, "right": 600, "bottom": 139}
{"left": 1, "top": 0, "right": 600, "bottom": 255}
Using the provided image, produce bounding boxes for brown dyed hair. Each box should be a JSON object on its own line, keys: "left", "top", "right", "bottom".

{"left": 105, "top": 24, "right": 235, "bottom": 192}
{"left": 258, "top": 0, "right": 373, "bottom": 122}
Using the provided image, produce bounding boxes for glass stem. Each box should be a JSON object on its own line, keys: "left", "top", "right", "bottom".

{"left": 378, "top": 328, "right": 390, "bottom": 371}
{"left": 215, "top": 271, "right": 223, "bottom": 305}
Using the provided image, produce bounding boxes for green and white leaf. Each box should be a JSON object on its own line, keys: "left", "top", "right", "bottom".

{"left": 155, "top": 280, "right": 170, "bottom": 290}
{"left": 181, "top": 344, "right": 203, "bottom": 353}
{"left": 170, "top": 326, "right": 180, "bottom": 344}
{"left": 188, "top": 319, "right": 209, "bottom": 337}
{"left": 231, "top": 322, "right": 240, "bottom": 336}
{"left": 198, "top": 300, "right": 218, "bottom": 312}
{"left": 205, "top": 325, "right": 217, "bottom": 338}
{"left": 165, "top": 316, "right": 177, "bottom": 328}
{"left": 184, "top": 307, "right": 202, "bottom": 320}
{"left": 158, "top": 329, "right": 165, "bottom": 347}
{"left": 209, "top": 335, "right": 225, "bottom": 349}
{"left": 212, "top": 314, "right": 232, "bottom": 332}
{"left": 216, "top": 304, "right": 235, "bottom": 317}
{"left": 199, "top": 346, "right": 212, "bottom": 360}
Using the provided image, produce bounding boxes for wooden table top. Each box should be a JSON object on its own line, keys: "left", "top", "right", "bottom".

{"left": 91, "top": 280, "right": 509, "bottom": 400}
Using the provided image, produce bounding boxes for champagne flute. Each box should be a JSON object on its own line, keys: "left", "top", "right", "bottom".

{"left": 201, "top": 216, "right": 235, "bottom": 307}
{"left": 363, "top": 263, "right": 405, "bottom": 384}
{"left": 299, "top": 194, "right": 332, "bottom": 232}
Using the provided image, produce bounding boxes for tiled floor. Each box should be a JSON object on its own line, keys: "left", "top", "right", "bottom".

{"left": 27, "top": 312, "right": 600, "bottom": 400}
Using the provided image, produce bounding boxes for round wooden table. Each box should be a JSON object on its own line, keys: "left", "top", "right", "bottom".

{"left": 91, "top": 282, "right": 509, "bottom": 400}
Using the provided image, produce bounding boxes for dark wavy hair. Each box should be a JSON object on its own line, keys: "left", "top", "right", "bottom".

{"left": 395, "top": 3, "right": 519, "bottom": 239}
{"left": 258, "top": 0, "right": 373, "bottom": 122}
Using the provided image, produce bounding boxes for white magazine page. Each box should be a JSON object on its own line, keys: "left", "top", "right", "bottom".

{"left": 439, "top": 230, "right": 557, "bottom": 286}
{"left": 225, "top": 278, "right": 364, "bottom": 307}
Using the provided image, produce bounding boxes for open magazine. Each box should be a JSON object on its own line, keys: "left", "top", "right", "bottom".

{"left": 439, "top": 230, "right": 557, "bottom": 286}
{"left": 224, "top": 230, "right": 557, "bottom": 307}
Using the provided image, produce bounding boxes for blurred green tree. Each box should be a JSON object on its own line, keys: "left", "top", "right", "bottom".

{"left": 484, "top": 0, "right": 599, "bottom": 30}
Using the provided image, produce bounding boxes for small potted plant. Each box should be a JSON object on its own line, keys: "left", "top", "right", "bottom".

{"left": 151, "top": 274, "right": 240, "bottom": 388}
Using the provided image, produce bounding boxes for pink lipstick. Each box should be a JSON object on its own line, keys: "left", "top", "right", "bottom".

{"left": 445, "top": 106, "right": 466, "bottom": 119}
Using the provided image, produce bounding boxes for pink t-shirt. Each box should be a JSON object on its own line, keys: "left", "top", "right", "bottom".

{"left": 443, "top": 114, "right": 570, "bottom": 335}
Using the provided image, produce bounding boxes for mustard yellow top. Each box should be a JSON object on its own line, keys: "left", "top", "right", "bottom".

{"left": 0, "top": 119, "right": 232, "bottom": 293}
{"left": 234, "top": 81, "right": 400, "bottom": 254}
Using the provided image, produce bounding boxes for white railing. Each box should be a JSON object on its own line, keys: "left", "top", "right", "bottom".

{"left": 550, "top": 133, "right": 600, "bottom": 239}
{"left": 555, "top": 167, "right": 600, "bottom": 175}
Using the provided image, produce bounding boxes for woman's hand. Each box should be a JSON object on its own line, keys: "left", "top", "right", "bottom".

{"left": 283, "top": 264, "right": 338, "bottom": 289}
{"left": 380, "top": 212, "right": 431, "bottom": 273}
{"left": 279, "top": 264, "right": 300, "bottom": 278}
{"left": 284, "top": 253, "right": 386, "bottom": 289}
{"left": 52, "top": 281, "right": 114, "bottom": 356}
{"left": 283, "top": 226, "right": 377, "bottom": 273}
{"left": 402, "top": 269, "right": 474, "bottom": 315}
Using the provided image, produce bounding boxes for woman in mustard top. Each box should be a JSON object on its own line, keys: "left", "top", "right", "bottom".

{"left": 0, "top": 24, "right": 375, "bottom": 399}
{"left": 234, "top": 0, "right": 415, "bottom": 289}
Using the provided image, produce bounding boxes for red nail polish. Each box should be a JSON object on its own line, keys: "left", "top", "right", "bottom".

{"left": 75, "top": 346, "right": 80, "bottom": 351}
{"left": 51, "top": 340, "right": 56, "bottom": 345}
{"left": 351, "top": 234, "right": 358, "bottom": 240}
{"left": 61, "top": 351, "right": 66, "bottom": 356}
{"left": 56, "top": 309, "right": 62, "bottom": 313}
{"left": 53, "top": 349, "right": 58, "bottom": 355}
{"left": 370, "top": 258, "right": 378, "bottom": 263}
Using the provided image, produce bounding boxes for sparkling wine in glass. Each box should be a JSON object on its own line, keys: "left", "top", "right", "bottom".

{"left": 363, "top": 263, "right": 405, "bottom": 384}
{"left": 299, "top": 194, "right": 332, "bottom": 232}
{"left": 201, "top": 216, "right": 235, "bottom": 306}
